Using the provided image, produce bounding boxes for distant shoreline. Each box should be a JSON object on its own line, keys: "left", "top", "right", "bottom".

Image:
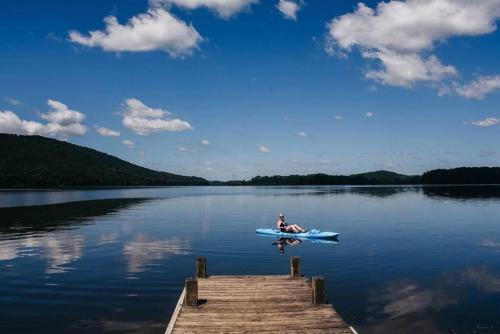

{"left": 2, "top": 135, "right": 500, "bottom": 189}
{"left": 1, "top": 183, "right": 500, "bottom": 191}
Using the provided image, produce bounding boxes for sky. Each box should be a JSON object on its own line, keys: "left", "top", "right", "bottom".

{"left": 1, "top": 0, "right": 500, "bottom": 181}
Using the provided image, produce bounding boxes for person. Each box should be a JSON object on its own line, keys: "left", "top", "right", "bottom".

{"left": 276, "top": 213, "right": 307, "bottom": 233}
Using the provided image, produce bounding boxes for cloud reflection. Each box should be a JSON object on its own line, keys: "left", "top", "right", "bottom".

{"left": 97, "top": 233, "right": 120, "bottom": 246}
{"left": 480, "top": 239, "right": 500, "bottom": 252}
{"left": 123, "top": 234, "right": 190, "bottom": 273}
{"left": 461, "top": 266, "right": 500, "bottom": 293}
{"left": 43, "top": 233, "right": 85, "bottom": 274}
{"left": 0, "top": 245, "right": 18, "bottom": 261}
{"left": 0, "top": 232, "right": 85, "bottom": 274}
{"left": 363, "top": 266, "right": 500, "bottom": 333}
{"left": 368, "top": 280, "right": 457, "bottom": 320}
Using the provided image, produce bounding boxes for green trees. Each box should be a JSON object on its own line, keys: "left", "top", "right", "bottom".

{"left": 421, "top": 167, "right": 500, "bottom": 184}
{"left": 0, "top": 134, "right": 208, "bottom": 188}
{"left": 243, "top": 171, "right": 420, "bottom": 185}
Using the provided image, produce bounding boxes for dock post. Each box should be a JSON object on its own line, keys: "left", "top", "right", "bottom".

{"left": 290, "top": 256, "right": 301, "bottom": 278}
{"left": 184, "top": 278, "right": 198, "bottom": 306}
{"left": 196, "top": 256, "right": 207, "bottom": 278}
{"left": 312, "top": 276, "right": 326, "bottom": 305}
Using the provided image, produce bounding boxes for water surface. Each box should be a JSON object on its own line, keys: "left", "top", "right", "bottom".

{"left": 1, "top": 186, "right": 500, "bottom": 334}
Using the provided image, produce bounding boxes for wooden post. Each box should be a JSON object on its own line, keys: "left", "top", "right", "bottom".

{"left": 312, "top": 276, "right": 326, "bottom": 305}
{"left": 184, "top": 278, "right": 198, "bottom": 306}
{"left": 196, "top": 256, "right": 207, "bottom": 278}
{"left": 290, "top": 256, "right": 301, "bottom": 278}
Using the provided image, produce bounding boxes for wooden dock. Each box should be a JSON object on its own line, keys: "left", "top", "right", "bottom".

{"left": 165, "top": 257, "right": 356, "bottom": 334}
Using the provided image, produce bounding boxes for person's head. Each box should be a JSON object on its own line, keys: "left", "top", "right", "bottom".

{"left": 279, "top": 213, "right": 285, "bottom": 220}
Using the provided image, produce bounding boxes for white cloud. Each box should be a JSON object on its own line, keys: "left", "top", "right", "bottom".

{"left": 470, "top": 117, "right": 499, "bottom": 127}
{"left": 296, "top": 131, "right": 307, "bottom": 137}
{"left": 69, "top": 8, "right": 202, "bottom": 58}
{"left": 259, "top": 145, "right": 271, "bottom": 153}
{"left": 366, "top": 112, "right": 374, "bottom": 117}
{"left": 334, "top": 115, "right": 343, "bottom": 120}
{"left": 122, "top": 98, "right": 193, "bottom": 135}
{"left": 178, "top": 146, "right": 188, "bottom": 152}
{"left": 95, "top": 126, "right": 121, "bottom": 137}
{"left": 456, "top": 75, "right": 500, "bottom": 99}
{"left": 151, "top": 0, "right": 258, "bottom": 18}
{"left": 0, "top": 99, "right": 87, "bottom": 137}
{"left": 3, "top": 97, "right": 21, "bottom": 106}
{"left": 327, "top": 0, "right": 500, "bottom": 88}
{"left": 123, "top": 139, "right": 136, "bottom": 148}
{"left": 276, "top": 0, "right": 302, "bottom": 20}
{"left": 479, "top": 150, "right": 496, "bottom": 158}
{"left": 201, "top": 139, "right": 210, "bottom": 145}
{"left": 363, "top": 51, "right": 456, "bottom": 88}
{"left": 43, "top": 99, "right": 86, "bottom": 125}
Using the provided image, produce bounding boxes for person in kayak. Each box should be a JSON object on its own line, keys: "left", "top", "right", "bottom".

{"left": 277, "top": 213, "right": 308, "bottom": 233}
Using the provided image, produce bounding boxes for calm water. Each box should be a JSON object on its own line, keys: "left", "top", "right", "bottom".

{"left": 1, "top": 186, "right": 500, "bottom": 334}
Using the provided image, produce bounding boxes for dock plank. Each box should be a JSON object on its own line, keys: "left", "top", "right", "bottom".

{"left": 166, "top": 275, "right": 353, "bottom": 334}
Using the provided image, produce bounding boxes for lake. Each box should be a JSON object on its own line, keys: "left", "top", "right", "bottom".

{"left": 1, "top": 186, "right": 500, "bottom": 334}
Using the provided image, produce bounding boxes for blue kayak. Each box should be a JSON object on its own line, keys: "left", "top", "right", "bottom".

{"left": 256, "top": 228, "right": 339, "bottom": 239}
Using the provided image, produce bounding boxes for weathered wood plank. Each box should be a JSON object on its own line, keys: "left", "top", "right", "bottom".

{"left": 166, "top": 259, "right": 354, "bottom": 334}
{"left": 164, "top": 287, "right": 185, "bottom": 334}
{"left": 291, "top": 256, "right": 301, "bottom": 277}
{"left": 312, "top": 276, "right": 327, "bottom": 305}
{"left": 196, "top": 256, "right": 207, "bottom": 278}
{"left": 184, "top": 278, "right": 198, "bottom": 306}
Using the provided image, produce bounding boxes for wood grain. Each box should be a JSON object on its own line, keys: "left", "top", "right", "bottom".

{"left": 166, "top": 275, "right": 354, "bottom": 333}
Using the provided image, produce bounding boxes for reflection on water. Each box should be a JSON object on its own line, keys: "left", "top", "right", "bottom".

{"left": 0, "top": 198, "right": 152, "bottom": 273}
{"left": 461, "top": 266, "right": 500, "bottom": 293}
{"left": 288, "top": 186, "right": 419, "bottom": 198}
{"left": 0, "top": 198, "right": 152, "bottom": 233}
{"left": 73, "top": 319, "right": 166, "bottom": 334}
{"left": 268, "top": 236, "right": 339, "bottom": 254}
{"left": 362, "top": 265, "right": 500, "bottom": 334}
{"left": 422, "top": 185, "right": 500, "bottom": 200}
{"left": 366, "top": 280, "right": 458, "bottom": 334}
{"left": 124, "top": 235, "right": 191, "bottom": 274}
{"left": 273, "top": 238, "right": 303, "bottom": 254}
{"left": 97, "top": 233, "right": 120, "bottom": 246}
{"left": 0, "top": 186, "right": 500, "bottom": 334}
{"left": 480, "top": 240, "right": 500, "bottom": 252}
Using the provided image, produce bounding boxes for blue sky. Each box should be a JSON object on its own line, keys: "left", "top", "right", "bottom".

{"left": 1, "top": 0, "right": 500, "bottom": 180}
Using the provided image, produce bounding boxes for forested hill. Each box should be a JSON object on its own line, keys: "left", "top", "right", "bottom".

{"left": 228, "top": 168, "right": 500, "bottom": 185}
{"left": 233, "top": 170, "right": 420, "bottom": 185}
{"left": 421, "top": 167, "right": 500, "bottom": 184}
{"left": 0, "top": 134, "right": 208, "bottom": 188}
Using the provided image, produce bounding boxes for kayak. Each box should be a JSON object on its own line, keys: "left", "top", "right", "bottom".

{"left": 256, "top": 228, "right": 339, "bottom": 239}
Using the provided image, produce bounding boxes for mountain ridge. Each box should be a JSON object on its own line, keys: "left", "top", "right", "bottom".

{"left": 1, "top": 134, "right": 500, "bottom": 187}
{"left": 0, "top": 134, "right": 208, "bottom": 187}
